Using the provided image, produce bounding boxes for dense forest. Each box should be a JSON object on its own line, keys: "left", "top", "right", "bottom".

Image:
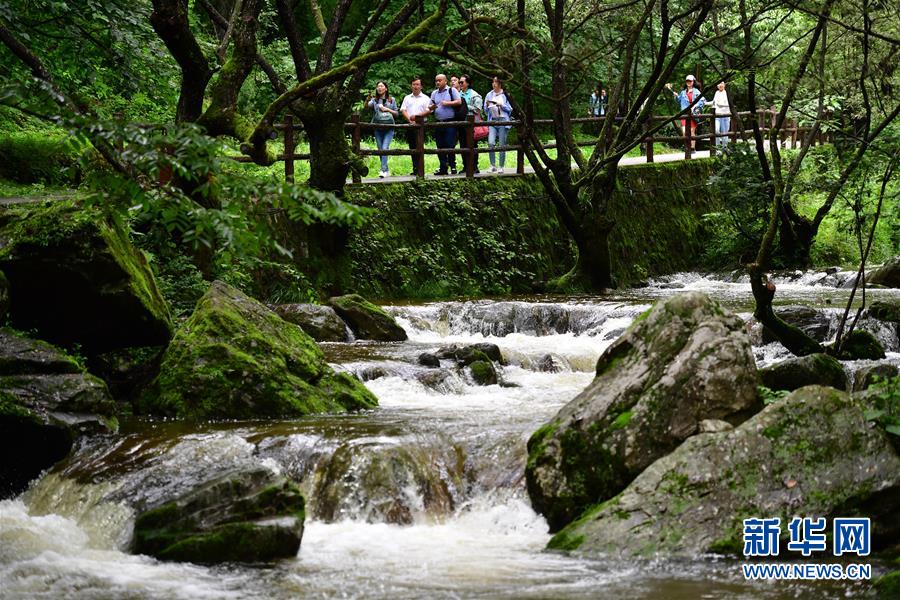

{"left": 1, "top": 1, "right": 899, "bottom": 598}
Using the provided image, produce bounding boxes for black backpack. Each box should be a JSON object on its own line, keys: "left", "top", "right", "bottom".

{"left": 450, "top": 88, "right": 468, "bottom": 122}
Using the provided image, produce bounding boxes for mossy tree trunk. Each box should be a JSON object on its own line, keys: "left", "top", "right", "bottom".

{"left": 294, "top": 90, "right": 367, "bottom": 193}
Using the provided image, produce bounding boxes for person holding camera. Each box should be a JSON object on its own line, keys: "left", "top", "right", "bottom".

{"left": 367, "top": 81, "right": 398, "bottom": 178}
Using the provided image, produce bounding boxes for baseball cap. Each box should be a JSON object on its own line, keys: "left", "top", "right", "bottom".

{"left": 685, "top": 75, "right": 696, "bottom": 81}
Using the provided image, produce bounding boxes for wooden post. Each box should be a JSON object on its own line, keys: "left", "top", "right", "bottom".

{"left": 790, "top": 118, "right": 797, "bottom": 149}
{"left": 465, "top": 115, "right": 475, "bottom": 178}
{"left": 684, "top": 115, "right": 691, "bottom": 159}
{"left": 644, "top": 114, "right": 654, "bottom": 163}
{"left": 283, "top": 114, "right": 295, "bottom": 183}
{"left": 415, "top": 115, "right": 425, "bottom": 178}
{"left": 516, "top": 122, "right": 524, "bottom": 174}
{"left": 709, "top": 113, "right": 716, "bottom": 157}
{"left": 350, "top": 114, "right": 362, "bottom": 184}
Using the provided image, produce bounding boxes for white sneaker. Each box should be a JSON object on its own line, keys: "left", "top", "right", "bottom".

{"left": 497, "top": 167, "right": 504, "bottom": 174}
{"left": 383, "top": 170, "right": 390, "bottom": 177}
{"left": 489, "top": 166, "right": 497, "bottom": 173}
{"left": 378, "top": 170, "right": 386, "bottom": 178}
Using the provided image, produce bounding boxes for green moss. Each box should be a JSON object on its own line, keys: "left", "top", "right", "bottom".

{"left": 142, "top": 282, "right": 376, "bottom": 419}
{"left": 608, "top": 410, "right": 633, "bottom": 431}
{"left": 874, "top": 570, "right": 900, "bottom": 597}
{"left": 468, "top": 360, "right": 497, "bottom": 385}
{"left": 0, "top": 389, "right": 39, "bottom": 423}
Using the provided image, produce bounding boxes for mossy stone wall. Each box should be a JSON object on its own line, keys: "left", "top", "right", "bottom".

{"left": 343, "top": 159, "right": 719, "bottom": 298}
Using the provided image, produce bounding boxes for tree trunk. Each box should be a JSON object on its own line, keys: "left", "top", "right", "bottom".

{"left": 776, "top": 209, "right": 816, "bottom": 267}
{"left": 298, "top": 96, "right": 366, "bottom": 193}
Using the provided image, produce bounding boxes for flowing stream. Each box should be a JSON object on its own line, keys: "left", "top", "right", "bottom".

{"left": 2, "top": 271, "right": 898, "bottom": 599}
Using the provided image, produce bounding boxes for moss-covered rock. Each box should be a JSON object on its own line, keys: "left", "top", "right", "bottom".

{"left": 87, "top": 346, "right": 164, "bottom": 404}
{"left": 854, "top": 375, "right": 900, "bottom": 452}
{"left": 761, "top": 305, "right": 831, "bottom": 344}
{"left": 328, "top": 294, "right": 407, "bottom": 341}
{"left": 875, "top": 569, "right": 900, "bottom": 598}
{"left": 852, "top": 364, "right": 899, "bottom": 392}
{"left": 469, "top": 360, "right": 498, "bottom": 386}
{"left": 839, "top": 329, "right": 886, "bottom": 360}
{"left": 0, "top": 199, "right": 172, "bottom": 353}
{"left": 526, "top": 292, "right": 760, "bottom": 532}
{"left": 868, "top": 256, "right": 900, "bottom": 288}
{"left": 870, "top": 299, "right": 900, "bottom": 323}
{"left": 759, "top": 353, "right": 848, "bottom": 392}
{"left": 549, "top": 386, "right": 900, "bottom": 557}
{"left": 142, "top": 282, "right": 377, "bottom": 419}
{"left": 269, "top": 303, "right": 350, "bottom": 342}
{"left": 0, "top": 328, "right": 117, "bottom": 498}
{"left": 132, "top": 467, "right": 305, "bottom": 564}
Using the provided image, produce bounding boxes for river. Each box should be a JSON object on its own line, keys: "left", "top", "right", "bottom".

{"left": 2, "top": 271, "right": 898, "bottom": 599}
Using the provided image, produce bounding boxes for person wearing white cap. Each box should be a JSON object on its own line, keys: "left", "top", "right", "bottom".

{"left": 666, "top": 74, "right": 705, "bottom": 152}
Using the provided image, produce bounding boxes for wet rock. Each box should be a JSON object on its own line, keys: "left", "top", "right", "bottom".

{"left": 310, "top": 442, "right": 464, "bottom": 524}
{"left": 141, "top": 282, "right": 377, "bottom": 419}
{"left": 547, "top": 387, "right": 900, "bottom": 557}
{"left": 470, "top": 343, "right": 503, "bottom": 364}
{"left": 762, "top": 305, "right": 832, "bottom": 344}
{"left": 869, "top": 299, "right": 900, "bottom": 323}
{"left": 359, "top": 365, "right": 391, "bottom": 381}
{"left": 658, "top": 282, "right": 685, "bottom": 289}
{"left": 868, "top": 256, "right": 900, "bottom": 288}
{"left": 0, "top": 200, "right": 172, "bottom": 353}
{"left": 328, "top": 294, "right": 407, "bottom": 341}
{"left": 269, "top": 303, "right": 350, "bottom": 342}
{"left": 469, "top": 360, "right": 498, "bottom": 386}
{"left": 824, "top": 266, "right": 841, "bottom": 275}
{"left": 759, "top": 353, "right": 848, "bottom": 392}
{"left": 132, "top": 467, "right": 304, "bottom": 564}
{"left": 415, "top": 369, "right": 457, "bottom": 391}
{"left": 87, "top": 346, "right": 164, "bottom": 403}
{"left": 437, "top": 344, "right": 492, "bottom": 367}
{"left": 839, "top": 329, "right": 886, "bottom": 360}
{"left": 852, "top": 364, "right": 899, "bottom": 392}
{"left": 445, "top": 302, "right": 570, "bottom": 337}
{"left": 602, "top": 327, "right": 626, "bottom": 341}
{"left": 536, "top": 353, "right": 566, "bottom": 373}
{"left": 698, "top": 419, "right": 733, "bottom": 433}
{"left": 526, "top": 292, "right": 760, "bottom": 532}
{"left": 0, "top": 270, "right": 8, "bottom": 322}
{"left": 0, "top": 328, "right": 117, "bottom": 498}
{"left": 417, "top": 352, "right": 440, "bottom": 368}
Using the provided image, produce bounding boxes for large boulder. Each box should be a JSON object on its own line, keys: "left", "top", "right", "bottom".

{"left": 0, "top": 328, "right": 117, "bottom": 498}
{"left": 269, "top": 303, "right": 350, "bottom": 342}
{"left": 140, "top": 282, "right": 378, "bottom": 419}
{"left": 852, "top": 363, "right": 900, "bottom": 392}
{"left": 328, "top": 294, "right": 407, "bottom": 341}
{"left": 839, "top": 329, "right": 886, "bottom": 360}
{"left": 548, "top": 386, "right": 900, "bottom": 556}
{"left": 0, "top": 200, "right": 172, "bottom": 353}
{"left": 133, "top": 467, "right": 305, "bottom": 563}
{"left": 759, "top": 353, "right": 848, "bottom": 391}
{"left": 868, "top": 256, "right": 900, "bottom": 288}
{"left": 526, "top": 292, "right": 760, "bottom": 531}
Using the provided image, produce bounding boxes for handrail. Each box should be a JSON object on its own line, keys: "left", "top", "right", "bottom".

{"left": 230, "top": 108, "right": 833, "bottom": 182}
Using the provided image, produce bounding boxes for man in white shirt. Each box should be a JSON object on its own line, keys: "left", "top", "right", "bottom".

{"left": 400, "top": 77, "right": 433, "bottom": 176}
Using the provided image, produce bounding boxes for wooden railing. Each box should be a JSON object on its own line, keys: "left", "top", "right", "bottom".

{"left": 228, "top": 109, "right": 832, "bottom": 182}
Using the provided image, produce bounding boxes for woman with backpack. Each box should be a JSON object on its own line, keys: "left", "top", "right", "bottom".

{"left": 368, "top": 81, "right": 398, "bottom": 177}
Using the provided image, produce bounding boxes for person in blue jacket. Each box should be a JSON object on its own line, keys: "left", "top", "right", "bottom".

{"left": 666, "top": 74, "right": 705, "bottom": 152}
{"left": 484, "top": 76, "right": 513, "bottom": 173}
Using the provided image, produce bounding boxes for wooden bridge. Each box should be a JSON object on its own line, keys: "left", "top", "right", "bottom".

{"left": 228, "top": 109, "right": 831, "bottom": 184}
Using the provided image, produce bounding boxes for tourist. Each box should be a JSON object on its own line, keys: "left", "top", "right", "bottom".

{"left": 400, "top": 76, "right": 432, "bottom": 176}
{"left": 666, "top": 74, "right": 705, "bottom": 152}
{"left": 458, "top": 75, "right": 483, "bottom": 174}
{"left": 429, "top": 73, "right": 463, "bottom": 175}
{"left": 450, "top": 75, "right": 460, "bottom": 91}
{"left": 712, "top": 81, "right": 731, "bottom": 149}
{"left": 588, "top": 80, "right": 608, "bottom": 117}
{"left": 367, "top": 81, "right": 398, "bottom": 178}
{"left": 484, "top": 76, "right": 513, "bottom": 173}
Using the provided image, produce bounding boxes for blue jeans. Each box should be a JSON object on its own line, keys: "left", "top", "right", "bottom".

{"left": 715, "top": 116, "right": 730, "bottom": 148}
{"left": 488, "top": 125, "right": 509, "bottom": 167}
{"left": 434, "top": 121, "right": 457, "bottom": 172}
{"left": 374, "top": 127, "right": 394, "bottom": 171}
